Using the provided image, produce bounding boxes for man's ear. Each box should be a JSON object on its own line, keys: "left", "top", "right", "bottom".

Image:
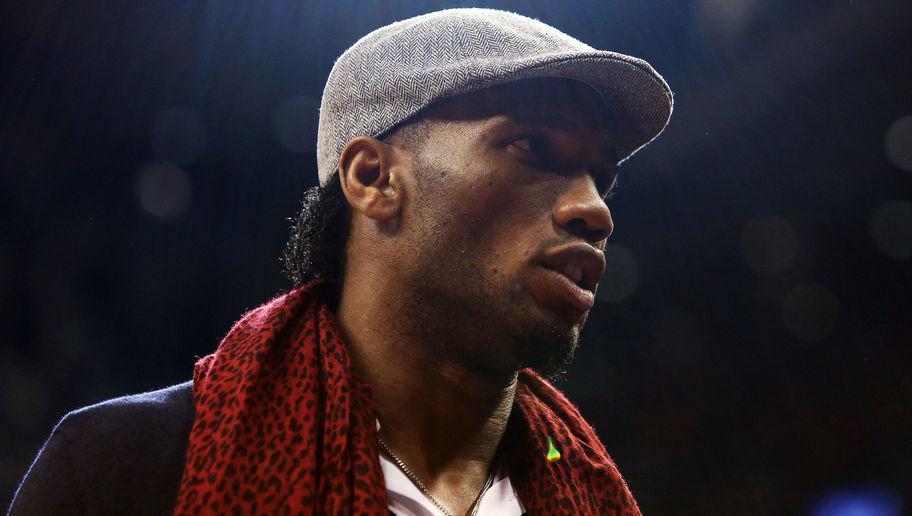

{"left": 337, "top": 136, "right": 403, "bottom": 222}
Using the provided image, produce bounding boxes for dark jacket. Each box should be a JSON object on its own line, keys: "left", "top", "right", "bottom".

{"left": 7, "top": 381, "right": 195, "bottom": 516}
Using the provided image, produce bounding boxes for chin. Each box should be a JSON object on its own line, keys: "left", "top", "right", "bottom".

{"left": 458, "top": 308, "right": 580, "bottom": 381}
{"left": 411, "top": 269, "right": 586, "bottom": 378}
{"left": 513, "top": 311, "right": 584, "bottom": 380}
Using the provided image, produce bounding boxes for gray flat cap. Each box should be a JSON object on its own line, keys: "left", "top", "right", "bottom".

{"left": 317, "top": 8, "right": 673, "bottom": 186}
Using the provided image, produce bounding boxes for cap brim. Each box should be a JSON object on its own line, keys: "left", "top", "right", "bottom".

{"left": 440, "top": 51, "right": 674, "bottom": 164}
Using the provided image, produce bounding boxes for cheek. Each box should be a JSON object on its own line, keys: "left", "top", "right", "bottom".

{"left": 416, "top": 147, "right": 556, "bottom": 269}
{"left": 467, "top": 167, "right": 545, "bottom": 219}
{"left": 461, "top": 177, "right": 555, "bottom": 267}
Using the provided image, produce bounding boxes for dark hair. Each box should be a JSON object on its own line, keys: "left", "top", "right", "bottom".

{"left": 282, "top": 173, "right": 351, "bottom": 287}
{"left": 282, "top": 117, "right": 432, "bottom": 287}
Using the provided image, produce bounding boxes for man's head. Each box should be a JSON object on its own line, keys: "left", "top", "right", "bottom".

{"left": 283, "top": 8, "right": 672, "bottom": 378}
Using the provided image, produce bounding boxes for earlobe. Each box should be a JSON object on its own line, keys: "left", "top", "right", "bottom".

{"left": 337, "top": 136, "right": 403, "bottom": 222}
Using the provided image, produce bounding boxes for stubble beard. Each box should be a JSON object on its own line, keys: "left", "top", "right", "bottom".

{"left": 404, "top": 230, "right": 584, "bottom": 381}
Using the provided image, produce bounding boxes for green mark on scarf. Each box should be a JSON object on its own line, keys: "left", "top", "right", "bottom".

{"left": 546, "top": 436, "right": 561, "bottom": 461}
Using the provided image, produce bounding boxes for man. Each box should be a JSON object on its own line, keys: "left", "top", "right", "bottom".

{"left": 9, "top": 8, "right": 671, "bottom": 515}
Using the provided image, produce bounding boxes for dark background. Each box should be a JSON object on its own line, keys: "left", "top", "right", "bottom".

{"left": 2, "top": 1, "right": 911, "bottom": 514}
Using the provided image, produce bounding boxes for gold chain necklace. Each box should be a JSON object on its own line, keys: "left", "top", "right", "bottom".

{"left": 376, "top": 434, "right": 497, "bottom": 516}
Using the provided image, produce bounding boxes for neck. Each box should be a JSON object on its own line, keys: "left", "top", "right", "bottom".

{"left": 337, "top": 277, "right": 517, "bottom": 514}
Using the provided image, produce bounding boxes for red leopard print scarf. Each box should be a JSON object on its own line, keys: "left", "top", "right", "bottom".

{"left": 173, "top": 280, "right": 640, "bottom": 515}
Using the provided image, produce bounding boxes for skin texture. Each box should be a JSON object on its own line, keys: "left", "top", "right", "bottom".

{"left": 336, "top": 77, "right": 618, "bottom": 515}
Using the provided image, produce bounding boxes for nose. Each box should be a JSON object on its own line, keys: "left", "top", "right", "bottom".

{"left": 553, "top": 175, "right": 614, "bottom": 244}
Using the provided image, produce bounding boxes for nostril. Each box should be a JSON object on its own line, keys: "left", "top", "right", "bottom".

{"left": 565, "top": 218, "right": 587, "bottom": 237}
{"left": 564, "top": 219, "right": 592, "bottom": 240}
{"left": 565, "top": 218, "right": 607, "bottom": 242}
{"left": 588, "top": 228, "right": 609, "bottom": 242}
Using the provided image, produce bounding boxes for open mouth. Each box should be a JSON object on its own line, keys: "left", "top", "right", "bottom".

{"left": 539, "top": 247, "right": 604, "bottom": 294}
{"left": 528, "top": 242, "right": 606, "bottom": 319}
{"left": 544, "top": 263, "right": 588, "bottom": 291}
{"left": 534, "top": 265, "right": 596, "bottom": 315}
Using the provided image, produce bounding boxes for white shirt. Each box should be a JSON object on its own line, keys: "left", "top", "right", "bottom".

{"left": 380, "top": 454, "right": 524, "bottom": 516}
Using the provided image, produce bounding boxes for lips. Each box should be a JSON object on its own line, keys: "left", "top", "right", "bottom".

{"left": 525, "top": 243, "right": 607, "bottom": 319}
{"left": 539, "top": 244, "right": 606, "bottom": 294}
{"left": 555, "top": 263, "right": 584, "bottom": 286}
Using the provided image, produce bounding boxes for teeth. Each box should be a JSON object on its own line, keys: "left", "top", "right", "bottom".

{"left": 561, "top": 264, "right": 583, "bottom": 286}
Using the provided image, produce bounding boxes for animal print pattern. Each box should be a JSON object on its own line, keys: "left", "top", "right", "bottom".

{"left": 508, "top": 371, "right": 641, "bottom": 514}
{"left": 173, "top": 280, "right": 639, "bottom": 515}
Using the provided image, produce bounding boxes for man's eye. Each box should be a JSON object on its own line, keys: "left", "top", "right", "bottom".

{"left": 510, "top": 137, "right": 544, "bottom": 155}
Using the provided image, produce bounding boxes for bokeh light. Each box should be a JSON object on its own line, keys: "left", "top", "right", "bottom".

{"left": 272, "top": 95, "right": 320, "bottom": 154}
{"left": 135, "top": 161, "right": 193, "bottom": 219}
{"left": 150, "top": 107, "right": 209, "bottom": 165}
{"left": 811, "top": 488, "right": 901, "bottom": 516}
{"left": 740, "top": 214, "right": 799, "bottom": 274}
{"left": 884, "top": 115, "right": 912, "bottom": 172}
{"left": 596, "top": 244, "right": 639, "bottom": 303}
{"left": 781, "top": 283, "right": 839, "bottom": 342}
{"left": 694, "top": 0, "right": 757, "bottom": 44}
{"left": 869, "top": 200, "right": 912, "bottom": 260}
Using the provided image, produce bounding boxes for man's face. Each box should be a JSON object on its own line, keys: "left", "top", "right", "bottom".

{"left": 395, "top": 78, "right": 618, "bottom": 378}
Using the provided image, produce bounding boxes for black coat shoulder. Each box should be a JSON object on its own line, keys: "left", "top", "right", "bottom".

{"left": 8, "top": 381, "right": 195, "bottom": 516}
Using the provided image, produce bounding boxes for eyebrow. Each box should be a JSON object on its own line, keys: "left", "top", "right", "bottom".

{"left": 502, "top": 109, "right": 621, "bottom": 168}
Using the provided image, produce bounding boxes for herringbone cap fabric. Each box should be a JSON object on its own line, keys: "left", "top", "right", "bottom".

{"left": 317, "top": 8, "right": 673, "bottom": 186}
